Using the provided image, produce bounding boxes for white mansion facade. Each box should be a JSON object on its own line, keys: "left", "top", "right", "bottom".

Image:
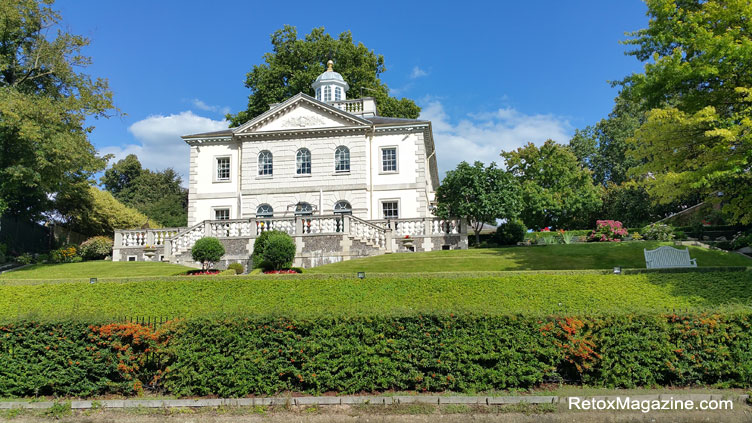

{"left": 113, "top": 62, "right": 467, "bottom": 268}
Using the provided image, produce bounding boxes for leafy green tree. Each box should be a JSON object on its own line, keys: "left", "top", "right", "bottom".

{"left": 620, "top": 0, "right": 752, "bottom": 224}
{"left": 502, "top": 140, "right": 602, "bottom": 230}
{"left": 60, "top": 187, "right": 155, "bottom": 237}
{"left": 569, "top": 95, "right": 644, "bottom": 187}
{"left": 261, "top": 232, "right": 296, "bottom": 271}
{"left": 228, "top": 25, "right": 420, "bottom": 126}
{"left": 191, "top": 237, "right": 225, "bottom": 270}
{"left": 435, "top": 161, "right": 522, "bottom": 245}
{"left": 0, "top": 0, "right": 115, "bottom": 220}
{"left": 102, "top": 154, "right": 188, "bottom": 227}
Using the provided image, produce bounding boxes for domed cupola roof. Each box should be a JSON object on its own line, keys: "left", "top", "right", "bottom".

{"left": 312, "top": 60, "right": 349, "bottom": 102}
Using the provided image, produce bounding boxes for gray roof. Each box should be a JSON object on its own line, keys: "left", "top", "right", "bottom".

{"left": 365, "top": 116, "right": 429, "bottom": 125}
{"left": 182, "top": 128, "right": 233, "bottom": 139}
{"left": 314, "top": 70, "right": 346, "bottom": 83}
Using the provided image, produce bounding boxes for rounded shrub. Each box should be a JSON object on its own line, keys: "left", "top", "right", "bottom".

{"left": 191, "top": 237, "right": 225, "bottom": 269}
{"left": 493, "top": 220, "right": 527, "bottom": 245}
{"left": 79, "top": 236, "right": 113, "bottom": 260}
{"left": 642, "top": 223, "right": 675, "bottom": 241}
{"left": 261, "top": 232, "right": 296, "bottom": 271}
{"left": 228, "top": 262, "right": 245, "bottom": 275}
{"left": 252, "top": 230, "right": 285, "bottom": 268}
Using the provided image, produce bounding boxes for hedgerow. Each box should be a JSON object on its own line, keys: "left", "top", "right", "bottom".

{"left": 1, "top": 312, "right": 752, "bottom": 397}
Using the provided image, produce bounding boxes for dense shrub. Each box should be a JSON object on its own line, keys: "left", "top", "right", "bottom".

{"left": 227, "top": 262, "right": 245, "bottom": 275}
{"left": 493, "top": 220, "right": 527, "bottom": 245}
{"left": 588, "top": 220, "right": 628, "bottom": 242}
{"left": 2, "top": 313, "right": 752, "bottom": 397}
{"left": 79, "top": 236, "right": 113, "bottom": 260}
{"left": 50, "top": 246, "right": 78, "bottom": 263}
{"left": 642, "top": 223, "right": 676, "bottom": 241}
{"left": 15, "top": 252, "right": 33, "bottom": 265}
{"left": 262, "top": 232, "right": 296, "bottom": 270}
{"left": 252, "top": 230, "right": 284, "bottom": 268}
{"left": 191, "top": 237, "right": 225, "bottom": 269}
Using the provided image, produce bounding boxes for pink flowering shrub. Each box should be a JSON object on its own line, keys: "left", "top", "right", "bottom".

{"left": 588, "top": 220, "right": 628, "bottom": 242}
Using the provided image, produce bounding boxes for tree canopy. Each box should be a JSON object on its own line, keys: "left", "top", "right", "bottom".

{"left": 621, "top": 0, "right": 752, "bottom": 224}
{"left": 435, "top": 161, "right": 522, "bottom": 245}
{"left": 227, "top": 26, "right": 420, "bottom": 126}
{"left": 502, "top": 140, "right": 602, "bottom": 230}
{"left": 102, "top": 154, "right": 188, "bottom": 227}
{"left": 0, "top": 0, "right": 115, "bottom": 220}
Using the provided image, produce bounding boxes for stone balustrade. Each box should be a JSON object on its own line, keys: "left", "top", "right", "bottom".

{"left": 113, "top": 215, "right": 465, "bottom": 265}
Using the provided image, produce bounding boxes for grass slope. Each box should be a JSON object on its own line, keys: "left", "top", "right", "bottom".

{"left": 1, "top": 272, "right": 751, "bottom": 320}
{"left": 0, "top": 261, "right": 193, "bottom": 281}
{"left": 308, "top": 241, "right": 751, "bottom": 273}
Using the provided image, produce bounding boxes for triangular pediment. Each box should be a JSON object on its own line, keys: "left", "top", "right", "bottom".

{"left": 233, "top": 93, "right": 370, "bottom": 134}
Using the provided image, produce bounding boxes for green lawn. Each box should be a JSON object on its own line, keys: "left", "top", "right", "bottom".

{"left": 1, "top": 271, "right": 751, "bottom": 320}
{"left": 308, "top": 241, "right": 751, "bottom": 273}
{"left": 0, "top": 261, "right": 193, "bottom": 281}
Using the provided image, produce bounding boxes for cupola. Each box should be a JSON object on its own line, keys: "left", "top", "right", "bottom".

{"left": 312, "top": 60, "right": 349, "bottom": 103}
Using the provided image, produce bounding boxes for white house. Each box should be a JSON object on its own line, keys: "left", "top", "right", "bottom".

{"left": 112, "top": 61, "right": 467, "bottom": 268}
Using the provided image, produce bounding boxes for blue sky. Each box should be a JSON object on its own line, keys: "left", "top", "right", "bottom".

{"left": 58, "top": 0, "right": 648, "bottom": 181}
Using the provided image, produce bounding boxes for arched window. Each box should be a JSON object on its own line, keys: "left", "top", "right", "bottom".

{"left": 333, "top": 200, "right": 352, "bottom": 215}
{"left": 334, "top": 87, "right": 342, "bottom": 101}
{"left": 258, "top": 151, "right": 273, "bottom": 176}
{"left": 296, "top": 148, "right": 311, "bottom": 175}
{"left": 256, "top": 204, "right": 273, "bottom": 218}
{"left": 334, "top": 146, "right": 350, "bottom": 173}
{"left": 315, "top": 87, "right": 321, "bottom": 101}
{"left": 295, "top": 202, "right": 313, "bottom": 216}
{"left": 324, "top": 86, "right": 331, "bottom": 102}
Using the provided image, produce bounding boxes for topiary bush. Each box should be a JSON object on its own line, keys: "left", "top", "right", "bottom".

{"left": 642, "top": 223, "right": 675, "bottom": 241}
{"left": 493, "top": 220, "right": 527, "bottom": 246}
{"left": 252, "top": 230, "right": 285, "bottom": 268}
{"left": 191, "top": 237, "right": 225, "bottom": 269}
{"left": 79, "top": 236, "right": 113, "bottom": 260}
{"left": 228, "top": 262, "right": 245, "bottom": 275}
{"left": 261, "top": 232, "right": 296, "bottom": 271}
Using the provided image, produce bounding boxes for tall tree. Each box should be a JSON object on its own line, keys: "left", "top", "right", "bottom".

{"left": 621, "top": 0, "right": 752, "bottom": 224}
{"left": 435, "top": 161, "right": 522, "bottom": 245}
{"left": 0, "top": 0, "right": 115, "bottom": 220}
{"left": 102, "top": 154, "right": 188, "bottom": 227}
{"left": 228, "top": 26, "right": 420, "bottom": 126}
{"left": 502, "top": 140, "right": 602, "bottom": 230}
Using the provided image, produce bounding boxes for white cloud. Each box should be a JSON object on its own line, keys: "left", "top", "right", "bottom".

{"left": 100, "top": 111, "right": 228, "bottom": 185}
{"left": 191, "top": 98, "right": 231, "bottom": 115}
{"left": 419, "top": 100, "right": 573, "bottom": 177}
{"left": 410, "top": 66, "right": 428, "bottom": 79}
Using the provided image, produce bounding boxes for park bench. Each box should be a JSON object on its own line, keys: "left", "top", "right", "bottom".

{"left": 644, "top": 246, "right": 698, "bottom": 269}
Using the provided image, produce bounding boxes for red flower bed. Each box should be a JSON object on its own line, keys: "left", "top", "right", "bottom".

{"left": 186, "top": 269, "right": 221, "bottom": 276}
{"left": 263, "top": 269, "right": 299, "bottom": 274}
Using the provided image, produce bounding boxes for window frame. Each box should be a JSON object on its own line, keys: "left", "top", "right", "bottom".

{"left": 258, "top": 150, "right": 273, "bottom": 177}
{"left": 295, "top": 202, "right": 313, "bottom": 216}
{"left": 333, "top": 200, "right": 352, "bottom": 215}
{"left": 296, "top": 148, "right": 312, "bottom": 176}
{"left": 213, "top": 207, "right": 231, "bottom": 221}
{"left": 380, "top": 146, "right": 399, "bottom": 174}
{"left": 380, "top": 199, "right": 400, "bottom": 219}
{"left": 334, "top": 145, "right": 350, "bottom": 173}
{"left": 324, "top": 85, "right": 331, "bottom": 102}
{"left": 334, "top": 86, "right": 342, "bottom": 101}
{"left": 214, "top": 156, "right": 231, "bottom": 183}
{"left": 256, "top": 204, "right": 274, "bottom": 218}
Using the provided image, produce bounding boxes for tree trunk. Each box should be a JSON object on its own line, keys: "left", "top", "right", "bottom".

{"left": 474, "top": 230, "right": 481, "bottom": 246}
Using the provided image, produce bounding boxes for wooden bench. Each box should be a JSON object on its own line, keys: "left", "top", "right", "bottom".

{"left": 644, "top": 246, "right": 698, "bottom": 269}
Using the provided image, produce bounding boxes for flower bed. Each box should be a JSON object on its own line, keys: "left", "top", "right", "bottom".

{"left": 186, "top": 269, "right": 221, "bottom": 276}
{"left": 588, "top": 220, "right": 628, "bottom": 242}
{"left": 263, "top": 269, "right": 301, "bottom": 274}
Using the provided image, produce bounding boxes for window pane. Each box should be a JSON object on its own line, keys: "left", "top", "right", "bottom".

{"left": 335, "top": 87, "right": 342, "bottom": 101}
{"left": 258, "top": 151, "right": 273, "bottom": 176}
{"left": 217, "top": 157, "right": 230, "bottom": 181}
{"left": 382, "top": 148, "right": 397, "bottom": 172}
{"left": 324, "top": 86, "right": 331, "bottom": 102}
{"left": 257, "top": 204, "right": 273, "bottom": 217}
{"left": 382, "top": 201, "right": 399, "bottom": 219}
{"left": 215, "top": 209, "right": 230, "bottom": 220}
{"left": 335, "top": 146, "right": 350, "bottom": 172}
{"left": 334, "top": 200, "right": 352, "bottom": 214}
{"left": 295, "top": 202, "right": 313, "bottom": 216}
{"left": 296, "top": 148, "right": 311, "bottom": 174}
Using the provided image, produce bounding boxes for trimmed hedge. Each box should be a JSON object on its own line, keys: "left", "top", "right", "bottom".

{"left": 2, "top": 312, "right": 752, "bottom": 397}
